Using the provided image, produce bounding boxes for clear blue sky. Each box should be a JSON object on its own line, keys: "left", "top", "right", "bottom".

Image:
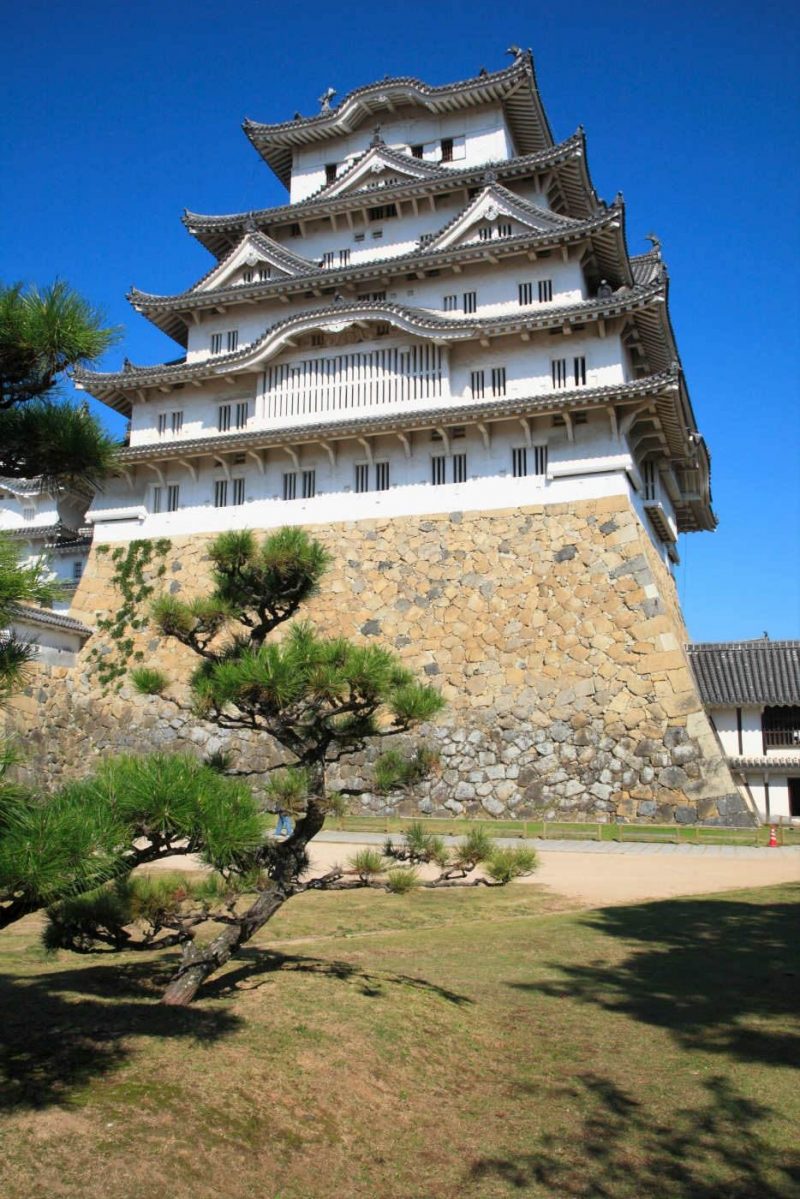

{"left": 2, "top": 0, "right": 798, "bottom": 642}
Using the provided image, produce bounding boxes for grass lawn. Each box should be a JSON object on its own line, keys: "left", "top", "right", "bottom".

{"left": 1, "top": 881, "right": 798, "bottom": 1198}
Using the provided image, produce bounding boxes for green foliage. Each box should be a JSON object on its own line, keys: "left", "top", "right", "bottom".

{"left": 385, "top": 868, "right": 420, "bottom": 894}
{"left": 485, "top": 846, "right": 538, "bottom": 885}
{"left": 349, "top": 848, "right": 384, "bottom": 881}
{"left": 265, "top": 767, "right": 310, "bottom": 814}
{"left": 204, "top": 749, "right": 233, "bottom": 774}
{"left": 0, "top": 753, "right": 266, "bottom": 925}
{"left": 87, "top": 538, "right": 171, "bottom": 693}
{"left": 0, "top": 534, "right": 64, "bottom": 699}
{"left": 374, "top": 745, "right": 441, "bottom": 794}
{"left": 451, "top": 826, "right": 494, "bottom": 869}
{"left": 0, "top": 280, "right": 121, "bottom": 484}
{"left": 130, "top": 666, "right": 167, "bottom": 695}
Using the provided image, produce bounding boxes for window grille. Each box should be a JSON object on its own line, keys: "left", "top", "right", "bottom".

{"left": 167, "top": 484, "right": 180, "bottom": 512}
{"left": 232, "top": 478, "right": 246, "bottom": 506}
{"left": 210, "top": 333, "right": 223, "bottom": 355}
{"left": 157, "top": 413, "right": 168, "bottom": 435}
{"left": 325, "top": 163, "right": 337, "bottom": 184}
{"left": 512, "top": 447, "right": 527, "bottom": 478}
{"left": 431, "top": 455, "right": 447, "bottom": 485}
{"left": 551, "top": 358, "right": 567, "bottom": 388}
{"left": 152, "top": 487, "right": 162, "bottom": 514}
{"left": 363, "top": 291, "right": 386, "bottom": 301}
{"left": 242, "top": 269, "right": 253, "bottom": 284}
{"left": 538, "top": 279, "right": 553, "bottom": 302}
{"left": 573, "top": 356, "right": 587, "bottom": 386}
{"left": 643, "top": 460, "right": 657, "bottom": 502}
{"left": 368, "top": 204, "right": 397, "bottom": 221}
{"left": 227, "top": 330, "right": 238, "bottom": 353}
{"left": 491, "top": 367, "right": 506, "bottom": 397}
{"left": 478, "top": 227, "right": 492, "bottom": 241}
{"left": 354, "top": 232, "right": 365, "bottom": 242}
{"left": 171, "top": 411, "right": 183, "bottom": 435}
{"left": 282, "top": 472, "right": 297, "bottom": 501}
{"left": 371, "top": 230, "right": 383, "bottom": 239}
{"left": 452, "top": 453, "right": 467, "bottom": 483}
{"left": 322, "top": 252, "right": 335, "bottom": 268}
{"left": 440, "top": 137, "right": 454, "bottom": 162}
{"left": 355, "top": 464, "right": 369, "bottom": 493}
{"left": 235, "top": 401, "right": 248, "bottom": 429}
{"left": 214, "top": 480, "right": 228, "bottom": 508}
{"left": 339, "top": 249, "right": 351, "bottom": 266}
{"left": 497, "top": 222, "right": 513, "bottom": 238}
{"left": 375, "top": 323, "right": 391, "bottom": 337}
{"left": 72, "top": 560, "right": 84, "bottom": 581}
{"left": 533, "top": 445, "right": 548, "bottom": 476}
{"left": 518, "top": 282, "right": 533, "bottom": 306}
{"left": 470, "top": 370, "right": 485, "bottom": 398}
{"left": 375, "top": 461, "right": 390, "bottom": 491}
{"left": 258, "top": 265, "right": 271, "bottom": 281}
{"left": 300, "top": 470, "right": 315, "bottom": 499}
{"left": 463, "top": 291, "right": 477, "bottom": 314}
{"left": 311, "top": 333, "right": 325, "bottom": 347}
{"left": 218, "top": 404, "right": 231, "bottom": 433}
{"left": 410, "top": 144, "right": 423, "bottom": 158}
{"left": 443, "top": 294, "right": 458, "bottom": 312}
{"left": 288, "top": 223, "right": 301, "bottom": 237}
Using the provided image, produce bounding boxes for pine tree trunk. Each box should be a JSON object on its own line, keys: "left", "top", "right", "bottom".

{"left": 160, "top": 796, "right": 327, "bottom": 1007}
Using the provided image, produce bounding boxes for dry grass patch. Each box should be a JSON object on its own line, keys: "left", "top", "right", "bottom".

{"left": 1, "top": 882, "right": 798, "bottom": 1198}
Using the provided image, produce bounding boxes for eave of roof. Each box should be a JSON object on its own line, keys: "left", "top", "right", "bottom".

{"left": 687, "top": 641, "right": 800, "bottom": 707}
{"left": 182, "top": 133, "right": 598, "bottom": 257}
{"left": 242, "top": 53, "right": 553, "bottom": 187}
{"left": 10, "top": 603, "right": 94, "bottom": 638}
{"left": 131, "top": 206, "right": 628, "bottom": 346}
{"left": 81, "top": 283, "right": 665, "bottom": 399}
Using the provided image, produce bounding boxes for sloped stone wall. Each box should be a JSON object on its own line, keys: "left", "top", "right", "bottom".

{"left": 4, "top": 496, "right": 752, "bottom": 825}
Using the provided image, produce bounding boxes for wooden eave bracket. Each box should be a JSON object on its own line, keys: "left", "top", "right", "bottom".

{"left": 247, "top": 449, "right": 267, "bottom": 474}
{"left": 356, "top": 436, "right": 373, "bottom": 464}
{"left": 395, "top": 431, "right": 412, "bottom": 459}
{"left": 318, "top": 440, "right": 337, "bottom": 466}
{"left": 282, "top": 445, "right": 300, "bottom": 469}
{"left": 476, "top": 421, "right": 491, "bottom": 449}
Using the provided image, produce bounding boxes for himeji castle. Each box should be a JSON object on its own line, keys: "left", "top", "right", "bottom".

{"left": 36, "top": 49, "right": 750, "bottom": 825}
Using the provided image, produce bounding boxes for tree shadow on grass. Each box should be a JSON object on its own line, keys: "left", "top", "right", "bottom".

{"left": 0, "top": 956, "right": 240, "bottom": 1113}
{"left": 201, "top": 946, "right": 474, "bottom": 1007}
{"left": 511, "top": 888, "right": 800, "bottom": 1068}
{"left": 469, "top": 1072, "right": 800, "bottom": 1198}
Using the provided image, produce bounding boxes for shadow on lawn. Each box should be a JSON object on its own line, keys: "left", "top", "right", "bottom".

{"left": 202, "top": 946, "right": 474, "bottom": 1007}
{"left": 0, "top": 947, "right": 471, "bottom": 1111}
{"left": 512, "top": 887, "right": 800, "bottom": 1068}
{"left": 469, "top": 1072, "right": 800, "bottom": 1198}
{"left": 0, "top": 957, "right": 240, "bottom": 1112}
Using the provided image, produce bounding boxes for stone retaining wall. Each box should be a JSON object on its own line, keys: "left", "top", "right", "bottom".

{"left": 4, "top": 497, "right": 753, "bottom": 825}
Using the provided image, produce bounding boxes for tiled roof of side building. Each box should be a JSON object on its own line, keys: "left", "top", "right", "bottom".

{"left": 10, "top": 603, "right": 94, "bottom": 638}
{"left": 687, "top": 640, "right": 800, "bottom": 707}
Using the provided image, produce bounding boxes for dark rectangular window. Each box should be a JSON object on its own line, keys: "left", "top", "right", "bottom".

{"left": 375, "top": 461, "right": 390, "bottom": 491}
{"left": 512, "top": 447, "right": 527, "bottom": 478}
{"left": 167, "top": 484, "right": 180, "bottom": 512}
{"left": 152, "top": 486, "right": 162, "bottom": 514}
{"left": 552, "top": 358, "right": 567, "bottom": 389}
{"left": 538, "top": 279, "right": 553, "bottom": 302}
{"left": 258, "top": 265, "right": 271, "bottom": 281}
{"left": 232, "top": 478, "right": 245, "bottom": 506}
{"left": 157, "top": 413, "right": 167, "bottom": 435}
{"left": 518, "top": 282, "right": 533, "bottom": 306}
{"left": 452, "top": 453, "right": 467, "bottom": 483}
{"left": 440, "top": 137, "right": 454, "bottom": 162}
{"left": 368, "top": 204, "right": 398, "bottom": 221}
{"left": 242, "top": 268, "right": 253, "bottom": 283}
{"left": 478, "top": 226, "right": 492, "bottom": 241}
{"left": 171, "top": 411, "right": 183, "bottom": 435}
{"left": 214, "top": 480, "right": 228, "bottom": 508}
{"left": 339, "top": 248, "right": 351, "bottom": 266}
{"left": 533, "top": 445, "right": 548, "bottom": 476}
{"left": 288, "top": 223, "right": 301, "bottom": 237}
{"left": 210, "top": 332, "right": 223, "bottom": 355}
{"left": 574, "top": 356, "right": 587, "bottom": 386}
{"left": 282, "top": 472, "right": 297, "bottom": 501}
{"left": 322, "top": 251, "right": 335, "bottom": 268}
{"left": 410, "top": 144, "right": 423, "bottom": 158}
{"left": 470, "top": 370, "right": 485, "bottom": 399}
{"left": 72, "top": 559, "right": 83, "bottom": 581}
{"left": 497, "top": 223, "right": 513, "bottom": 238}
{"left": 302, "top": 469, "right": 316, "bottom": 499}
{"left": 432, "top": 455, "right": 447, "bottom": 485}
{"left": 226, "top": 330, "right": 238, "bottom": 353}
{"left": 235, "top": 401, "right": 248, "bottom": 429}
{"left": 355, "top": 464, "right": 369, "bottom": 493}
{"left": 463, "top": 291, "right": 477, "bottom": 314}
{"left": 491, "top": 367, "right": 506, "bottom": 397}
{"left": 325, "top": 163, "right": 337, "bottom": 184}
{"left": 443, "top": 294, "right": 458, "bottom": 312}
{"left": 217, "top": 404, "right": 231, "bottom": 432}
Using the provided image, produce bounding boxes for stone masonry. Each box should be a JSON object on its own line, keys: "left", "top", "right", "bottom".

{"left": 4, "top": 497, "right": 753, "bottom": 825}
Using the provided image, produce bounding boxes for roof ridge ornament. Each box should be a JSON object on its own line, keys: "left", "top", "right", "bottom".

{"left": 370, "top": 124, "right": 384, "bottom": 147}
{"left": 318, "top": 86, "right": 336, "bottom": 113}
{"left": 645, "top": 231, "right": 662, "bottom": 256}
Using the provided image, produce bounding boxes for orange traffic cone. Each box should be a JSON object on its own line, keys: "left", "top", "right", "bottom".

{"left": 768, "top": 825, "right": 778, "bottom": 848}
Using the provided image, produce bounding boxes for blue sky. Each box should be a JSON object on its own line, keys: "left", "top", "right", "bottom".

{"left": 2, "top": 0, "right": 798, "bottom": 641}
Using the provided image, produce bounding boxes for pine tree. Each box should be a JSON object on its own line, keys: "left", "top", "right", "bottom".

{"left": 133, "top": 527, "right": 445, "bottom": 1005}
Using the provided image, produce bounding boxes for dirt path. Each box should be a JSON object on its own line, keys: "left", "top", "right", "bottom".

{"left": 305, "top": 840, "right": 800, "bottom": 907}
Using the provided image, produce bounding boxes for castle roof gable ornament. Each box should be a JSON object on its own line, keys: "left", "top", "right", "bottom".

{"left": 318, "top": 87, "right": 336, "bottom": 113}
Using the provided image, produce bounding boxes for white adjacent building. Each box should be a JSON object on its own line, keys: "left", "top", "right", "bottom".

{"left": 74, "top": 50, "right": 715, "bottom": 554}
{"left": 688, "top": 640, "right": 800, "bottom": 821}
{"left": 0, "top": 477, "right": 92, "bottom": 610}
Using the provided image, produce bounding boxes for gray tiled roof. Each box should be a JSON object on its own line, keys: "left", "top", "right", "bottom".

{"left": 10, "top": 603, "right": 93, "bottom": 637}
{"left": 687, "top": 640, "right": 800, "bottom": 707}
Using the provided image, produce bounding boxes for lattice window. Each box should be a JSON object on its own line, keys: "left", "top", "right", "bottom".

{"left": 538, "top": 279, "right": 553, "bottom": 302}
{"left": 282, "top": 473, "right": 297, "bottom": 501}
{"left": 431, "top": 455, "right": 447, "bottom": 485}
{"left": 214, "top": 480, "right": 228, "bottom": 508}
{"left": 167, "top": 485, "right": 180, "bottom": 512}
{"left": 518, "top": 282, "right": 533, "bottom": 306}
{"left": 574, "top": 356, "right": 587, "bottom": 386}
{"left": 491, "top": 367, "right": 506, "bottom": 397}
{"left": 463, "top": 291, "right": 477, "bottom": 314}
{"left": 232, "top": 478, "right": 245, "bottom": 506}
{"left": 218, "top": 404, "right": 231, "bottom": 433}
{"left": 470, "top": 370, "right": 485, "bottom": 399}
{"left": 552, "top": 358, "right": 567, "bottom": 389}
{"left": 443, "top": 294, "right": 458, "bottom": 312}
{"left": 171, "top": 411, "right": 183, "bottom": 435}
{"left": 452, "top": 453, "right": 467, "bottom": 484}
{"left": 235, "top": 401, "right": 248, "bottom": 430}
{"left": 354, "top": 464, "right": 369, "bottom": 493}
{"left": 302, "top": 470, "right": 316, "bottom": 499}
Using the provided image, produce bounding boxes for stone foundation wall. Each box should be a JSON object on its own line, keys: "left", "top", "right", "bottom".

{"left": 4, "top": 497, "right": 752, "bottom": 825}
